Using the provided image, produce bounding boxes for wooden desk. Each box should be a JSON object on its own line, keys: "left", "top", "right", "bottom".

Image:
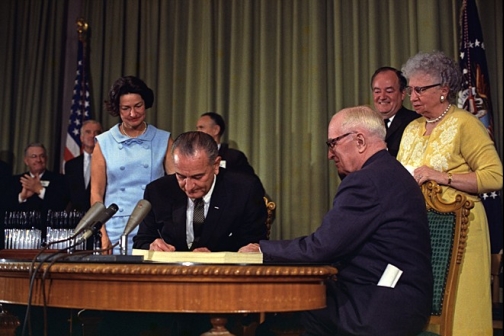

{"left": 0, "top": 260, "right": 337, "bottom": 334}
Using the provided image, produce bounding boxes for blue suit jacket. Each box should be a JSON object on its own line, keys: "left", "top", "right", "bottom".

{"left": 260, "top": 150, "right": 433, "bottom": 335}
{"left": 133, "top": 169, "right": 267, "bottom": 252}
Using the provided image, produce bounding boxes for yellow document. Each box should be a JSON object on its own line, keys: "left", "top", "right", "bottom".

{"left": 132, "top": 249, "right": 263, "bottom": 264}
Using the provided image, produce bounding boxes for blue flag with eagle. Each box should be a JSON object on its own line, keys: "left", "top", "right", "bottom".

{"left": 457, "top": 0, "right": 502, "bottom": 254}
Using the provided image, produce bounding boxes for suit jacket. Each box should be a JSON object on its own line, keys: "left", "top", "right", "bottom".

{"left": 65, "top": 154, "right": 91, "bottom": 212}
{"left": 133, "top": 169, "right": 267, "bottom": 252}
{"left": 0, "top": 160, "right": 12, "bottom": 249}
{"left": 386, "top": 106, "right": 420, "bottom": 157}
{"left": 6, "top": 170, "right": 69, "bottom": 213}
{"left": 260, "top": 150, "right": 433, "bottom": 335}
{"left": 219, "top": 143, "right": 256, "bottom": 175}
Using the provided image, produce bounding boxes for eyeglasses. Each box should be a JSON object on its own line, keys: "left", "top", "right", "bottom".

{"left": 405, "top": 83, "right": 441, "bottom": 96}
{"left": 326, "top": 132, "right": 355, "bottom": 149}
{"left": 27, "top": 154, "right": 46, "bottom": 159}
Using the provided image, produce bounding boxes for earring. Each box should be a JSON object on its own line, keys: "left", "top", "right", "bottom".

{"left": 440, "top": 95, "right": 445, "bottom": 103}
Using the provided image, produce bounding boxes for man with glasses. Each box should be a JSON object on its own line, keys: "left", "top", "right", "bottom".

{"left": 371, "top": 66, "right": 420, "bottom": 157}
{"left": 6, "top": 142, "right": 69, "bottom": 213}
{"left": 241, "top": 106, "right": 432, "bottom": 336}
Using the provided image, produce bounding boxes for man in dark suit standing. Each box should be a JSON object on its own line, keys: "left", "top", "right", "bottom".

{"left": 240, "top": 106, "right": 433, "bottom": 336}
{"left": 0, "top": 159, "right": 11, "bottom": 177}
{"left": 371, "top": 66, "right": 420, "bottom": 157}
{"left": 196, "top": 112, "right": 256, "bottom": 175}
{"left": 64, "top": 120, "right": 102, "bottom": 211}
{"left": 133, "top": 131, "right": 267, "bottom": 252}
{"left": 0, "top": 159, "right": 12, "bottom": 249}
{"left": 6, "top": 143, "right": 69, "bottom": 214}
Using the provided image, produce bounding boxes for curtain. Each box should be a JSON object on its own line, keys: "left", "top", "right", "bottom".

{"left": 0, "top": 0, "right": 502, "bottom": 240}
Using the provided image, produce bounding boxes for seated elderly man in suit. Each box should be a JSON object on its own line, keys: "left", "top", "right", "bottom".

{"left": 6, "top": 143, "right": 69, "bottom": 213}
{"left": 241, "top": 106, "right": 433, "bottom": 336}
{"left": 65, "top": 120, "right": 103, "bottom": 212}
{"left": 133, "top": 131, "right": 267, "bottom": 252}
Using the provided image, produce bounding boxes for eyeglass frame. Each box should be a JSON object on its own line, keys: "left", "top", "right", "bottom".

{"left": 326, "top": 132, "right": 356, "bottom": 149}
{"left": 26, "top": 154, "right": 47, "bottom": 159}
{"left": 405, "top": 83, "right": 441, "bottom": 96}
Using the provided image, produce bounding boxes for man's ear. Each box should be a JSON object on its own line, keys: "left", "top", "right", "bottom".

{"left": 214, "top": 126, "right": 222, "bottom": 142}
{"left": 214, "top": 156, "right": 221, "bottom": 175}
{"left": 356, "top": 133, "right": 366, "bottom": 153}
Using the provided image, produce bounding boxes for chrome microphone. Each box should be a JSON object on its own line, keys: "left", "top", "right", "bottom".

{"left": 75, "top": 203, "right": 119, "bottom": 244}
{"left": 72, "top": 202, "right": 106, "bottom": 237}
{"left": 120, "top": 199, "right": 152, "bottom": 255}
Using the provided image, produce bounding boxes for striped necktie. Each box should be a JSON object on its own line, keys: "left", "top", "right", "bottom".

{"left": 192, "top": 198, "right": 205, "bottom": 244}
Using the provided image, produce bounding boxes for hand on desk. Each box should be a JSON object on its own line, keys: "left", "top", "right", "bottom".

{"left": 238, "top": 243, "right": 260, "bottom": 253}
{"left": 192, "top": 247, "right": 211, "bottom": 252}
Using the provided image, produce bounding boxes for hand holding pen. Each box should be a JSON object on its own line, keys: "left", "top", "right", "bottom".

{"left": 149, "top": 229, "right": 176, "bottom": 252}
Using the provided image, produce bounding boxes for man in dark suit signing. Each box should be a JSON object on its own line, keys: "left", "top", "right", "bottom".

{"left": 240, "top": 106, "right": 433, "bottom": 336}
{"left": 371, "top": 66, "right": 420, "bottom": 157}
{"left": 130, "top": 131, "right": 267, "bottom": 334}
{"left": 6, "top": 143, "right": 69, "bottom": 213}
{"left": 64, "top": 120, "right": 102, "bottom": 212}
{"left": 196, "top": 112, "right": 256, "bottom": 175}
{"left": 133, "top": 131, "right": 267, "bottom": 252}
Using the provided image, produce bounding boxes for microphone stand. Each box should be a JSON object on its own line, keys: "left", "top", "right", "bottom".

{"left": 120, "top": 235, "right": 128, "bottom": 255}
{"left": 93, "top": 231, "right": 102, "bottom": 255}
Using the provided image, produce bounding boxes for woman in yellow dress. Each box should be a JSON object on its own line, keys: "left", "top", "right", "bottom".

{"left": 397, "top": 50, "right": 502, "bottom": 336}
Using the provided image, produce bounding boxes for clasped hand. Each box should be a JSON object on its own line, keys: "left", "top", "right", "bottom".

{"left": 19, "top": 174, "right": 42, "bottom": 199}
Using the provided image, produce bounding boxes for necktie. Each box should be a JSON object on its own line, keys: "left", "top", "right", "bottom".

{"left": 84, "top": 154, "right": 91, "bottom": 188}
{"left": 384, "top": 119, "right": 390, "bottom": 130}
{"left": 192, "top": 198, "right": 205, "bottom": 244}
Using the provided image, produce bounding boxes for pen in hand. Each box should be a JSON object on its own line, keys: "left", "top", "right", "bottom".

{"left": 157, "top": 229, "right": 164, "bottom": 242}
{"left": 156, "top": 229, "right": 175, "bottom": 251}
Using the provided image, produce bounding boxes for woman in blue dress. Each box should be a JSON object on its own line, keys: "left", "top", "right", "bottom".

{"left": 91, "top": 76, "right": 174, "bottom": 254}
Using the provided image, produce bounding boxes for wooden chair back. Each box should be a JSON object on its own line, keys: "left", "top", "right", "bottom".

{"left": 264, "top": 196, "right": 276, "bottom": 240}
{"left": 419, "top": 181, "right": 474, "bottom": 336}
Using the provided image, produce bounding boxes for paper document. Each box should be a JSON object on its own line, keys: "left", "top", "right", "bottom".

{"left": 377, "top": 264, "right": 403, "bottom": 288}
{"left": 132, "top": 249, "right": 263, "bottom": 264}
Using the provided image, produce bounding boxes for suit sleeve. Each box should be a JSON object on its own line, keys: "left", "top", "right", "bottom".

{"left": 132, "top": 183, "right": 161, "bottom": 249}
{"left": 260, "top": 175, "right": 382, "bottom": 262}
{"left": 228, "top": 175, "right": 268, "bottom": 251}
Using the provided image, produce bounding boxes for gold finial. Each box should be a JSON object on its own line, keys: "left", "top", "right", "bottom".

{"left": 76, "top": 18, "right": 88, "bottom": 41}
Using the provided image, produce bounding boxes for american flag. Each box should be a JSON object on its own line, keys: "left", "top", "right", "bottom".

{"left": 458, "top": 0, "right": 502, "bottom": 254}
{"left": 63, "top": 38, "right": 91, "bottom": 167}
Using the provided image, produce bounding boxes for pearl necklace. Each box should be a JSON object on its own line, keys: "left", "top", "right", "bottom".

{"left": 426, "top": 104, "right": 451, "bottom": 124}
{"left": 120, "top": 121, "right": 147, "bottom": 137}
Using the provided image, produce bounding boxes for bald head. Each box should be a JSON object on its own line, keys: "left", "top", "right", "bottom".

{"left": 327, "top": 106, "right": 387, "bottom": 176}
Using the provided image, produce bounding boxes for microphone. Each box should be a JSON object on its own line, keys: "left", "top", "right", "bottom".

{"left": 76, "top": 203, "right": 119, "bottom": 244}
{"left": 120, "top": 200, "right": 152, "bottom": 255}
{"left": 122, "top": 200, "right": 152, "bottom": 237}
{"left": 72, "top": 202, "right": 106, "bottom": 236}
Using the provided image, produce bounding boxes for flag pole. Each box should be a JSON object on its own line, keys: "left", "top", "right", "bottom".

{"left": 62, "top": 18, "right": 91, "bottom": 171}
